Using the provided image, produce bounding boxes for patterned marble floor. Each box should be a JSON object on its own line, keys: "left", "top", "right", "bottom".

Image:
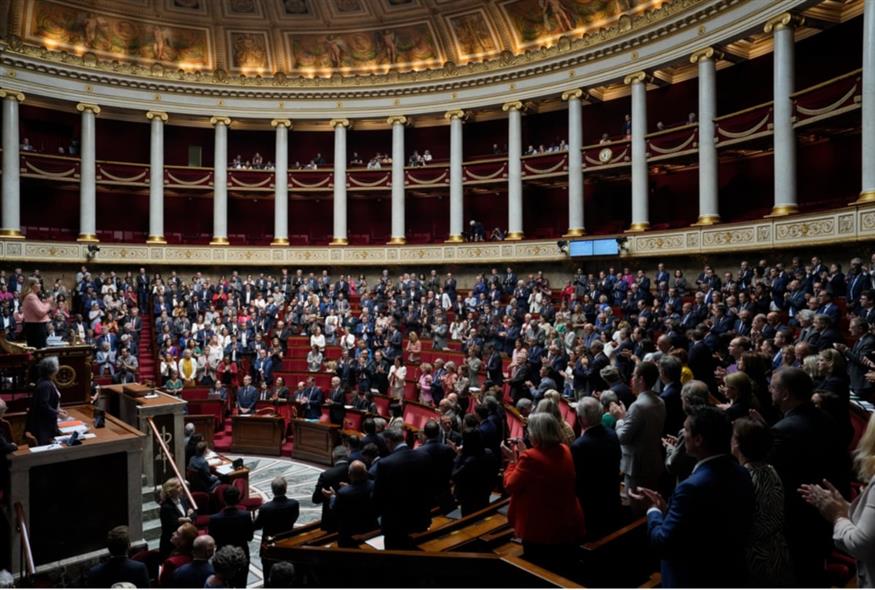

{"left": 142, "top": 455, "right": 324, "bottom": 588}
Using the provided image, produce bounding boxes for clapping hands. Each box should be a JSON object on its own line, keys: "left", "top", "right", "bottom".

{"left": 628, "top": 486, "right": 666, "bottom": 512}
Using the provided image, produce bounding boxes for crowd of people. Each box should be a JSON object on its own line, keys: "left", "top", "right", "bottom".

{"left": 5, "top": 251, "right": 875, "bottom": 586}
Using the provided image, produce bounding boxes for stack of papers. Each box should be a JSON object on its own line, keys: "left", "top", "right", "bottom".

{"left": 215, "top": 464, "right": 235, "bottom": 475}
{"left": 29, "top": 443, "right": 62, "bottom": 453}
{"left": 53, "top": 432, "right": 96, "bottom": 444}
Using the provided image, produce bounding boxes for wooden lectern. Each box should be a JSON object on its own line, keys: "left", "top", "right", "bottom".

{"left": 116, "top": 386, "right": 186, "bottom": 487}
{"left": 8, "top": 405, "right": 145, "bottom": 575}
{"left": 291, "top": 419, "right": 339, "bottom": 465}
{"left": 231, "top": 415, "right": 285, "bottom": 456}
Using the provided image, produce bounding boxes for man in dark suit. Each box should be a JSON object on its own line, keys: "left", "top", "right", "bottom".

{"left": 838, "top": 317, "right": 875, "bottom": 398}
{"left": 254, "top": 477, "right": 299, "bottom": 581}
{"left": 658, "top": 356, "right": 684, "bottom": 436}
{"left": 373, "top": 427, "right": 433, "bottom": 549}
{"left": 485, "top": 345, "right": 504, "bottom": 388}
{"left": 172, "top": 534, "right": 215, "bottom": 588}
{"left": 584, "top": 341, "right": 610, "bottom": 393}
{"left": 327, "top": 376, "right": 346, "bottom": 425}
{"left": 311, "top": 446, "right": 351, "bottom": 532}
{"left": 235, "top": 375, "right": 258, "bottom": 415}
{"left": 208, "top": 485, "right": 254, "bottom": 588}
{"left": 305, "top": 377, "right": 325, "bottom": 420}
{"left": 86, "top": 526, "right": 150, "bottom": 589}
{"left": 767, "top": 368, "right": 850, "bottom": 587}
{"left": 571, "top": 397, "right": 621, "bottom": 539}
{"left": 361, "top": 417, "right": 389, "bottom": 457}
{"left": 334, "top": 460, "right": 379, "bottom": 547}
{"left": 416, "top": 420, "right": 456, "bottom": 513}
{"left": 687, "top": 329, "right": 716, "bottom": 393}
{"left": 636, "top": 407, "right": 754, "bottom": 588}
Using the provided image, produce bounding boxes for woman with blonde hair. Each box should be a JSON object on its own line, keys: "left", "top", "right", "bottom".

{"left": 158, "top": 477, "right": 193, "bottom": 559}
{"left": 718, "top": 371, "right": 759, "bottom": 422}
{"left": 534, "top": 397, "right": 575, "bottom": 445}
{"left": 20, "top": 277, "right": 53, "bottom": 348}
{"left": 801, "top": 412, "right": 875, "bottom": 587}
{"left": 417, "top": 362, "right": 434, "bottom": 406}
{"left": 406, "top": 331, "right": 421, "bottom": 365}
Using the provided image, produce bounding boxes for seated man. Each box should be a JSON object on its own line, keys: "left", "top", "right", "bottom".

{"left": 188, "top": 441, "right": 219, "bottom": 493}
{"left": 236, "top": 375, "right": 258, "bottom": 415}
{"left": 85, "top": 526, "right": 150, "bottom": 589}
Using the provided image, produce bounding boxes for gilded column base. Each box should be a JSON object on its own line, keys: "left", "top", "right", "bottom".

{"left": 505, "top": 232, "right": 524, "bottom": 241}
{"left": 209, "top": 237, "right": 230, "bottom": 246}
{"left": 855, "top": 190, "right": 875, "bottom": 204}
{"left": 0, "top": 229, "right": 25, "bottom": 239}
{"left": 626, "top": 223, "right": 650, "bottom": 233}
{"left": 691, "top": 215, "right": 720, "bottom": 226}
{"left": 387, "top": 237, "right": 406, "bottom": 245}
{"left": 329, "top": 237, "right": 348, "bottom": 246}
{"left": 146, "top": 235, "right": 166, "bottom": 244}
{"left": 77, "top": 233, "right": 99, "bottom": 243}
{"left": 765, "top": 204, "right": 798, "bottom": 217}
{"left": 270, "top": 238, "right": 290, "bottom": 246}
{"left": 445, "top": 235, "right": 464, "bottom": 243}
{"left": 563, "top": 228, "right": 586, "bottom": 237}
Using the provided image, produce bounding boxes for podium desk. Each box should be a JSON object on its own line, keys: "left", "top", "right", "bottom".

{"left": 118, "top": 388, "right": 186, "bottom": 487}
{"left": 231, "top": 415, "right": 285, "bottom": 456}
{"left": 8, "top": 405, "right": 145, "bottom": 575}
{"left": 291, "top": 419, "right": 339, "bottom": 466}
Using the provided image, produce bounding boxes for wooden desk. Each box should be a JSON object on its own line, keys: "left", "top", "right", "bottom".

{"left": 8, "top": 405, "right": 145, "bottom": 575}
{"left": 186, "top": 414, "right": 216, "bottom": 447}
{"left": 291, "top": 419, "right": 339, "bottom": 465}
{"left": 33, "top": 345, "right": 95, "bottom": 405}
{"left": 231, "top": 415, "right": 285, "bottom": 455}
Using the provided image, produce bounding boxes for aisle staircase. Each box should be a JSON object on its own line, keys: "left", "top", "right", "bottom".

{"left": 138, "top": 311, "right": 156, "bottom": 384}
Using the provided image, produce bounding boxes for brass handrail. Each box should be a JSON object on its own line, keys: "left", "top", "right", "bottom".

{"left": 13, "top": 502, "right": 34, "bottom": 579}
{"left": 145, "top": 417, "right": 198, "bottom": 511}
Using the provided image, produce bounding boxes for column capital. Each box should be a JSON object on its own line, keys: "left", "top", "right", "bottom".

{"left": 145, "top": 111, "right": 168, "bottom": 122}
{"left": 623, "top": 71, "right": 647, "bottom": 85}
{"left": 271, "top": 118, "right": 292, "bottom": 128}
{"left": 501, "top": 101, "right": 524, "bottom": 112}
{"left": 76, "top": 103, "right": 101, "bottom": 115}
{"left": 444, "top": 109, "right": 466, "bottom": 121}
{"left": 209, "top": 116, "right": 231, "bottom": 127}
{"left": 689, "top": 47, "right": 722, "bottom": 64}
{"left": 764, "top": 12, "right": 803, "bottom": 34}
{"left": 329, "top": 118, "right": 351, "bottom": 129}
{"left": 561, "top": 88, "right": 584, "bottom": 102}
{"left": 386, "top": 115, "right": 408, "bottom": 126}
{"left": 0, "top": 90, "right": 24, "bottom": 102}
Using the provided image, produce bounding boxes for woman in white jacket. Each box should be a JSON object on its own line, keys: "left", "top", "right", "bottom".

{"left": 801, "top": 412, "right": 875, "bottom": 588}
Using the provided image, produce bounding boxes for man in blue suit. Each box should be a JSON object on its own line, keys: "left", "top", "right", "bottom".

{"left": 633, "top": 406, "right": 753, "bottom": 588}
{"left": 235, "top": 375, "right": 258, "bottom": 415}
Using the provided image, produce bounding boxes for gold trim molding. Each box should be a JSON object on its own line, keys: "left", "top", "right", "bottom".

{"left": 0, "top": 229, "right": 24, "bottom": 238}
{"left": 271, "top": 119, "right": 292, "bottom": 129}
{"left": 146, "top": 235, "right": 166, "bottom": 244}
{"left": 209, "top": 116, "right": 231, "bottom": 127}
{"left": 856, "top": 190, "right": 875, "bottom": 204}
{"left": 387, "top": 237, "right": 406, "bottom": 245}
{"left": 766, "top": 204, "right": 799, "bottom": 217}
{"left": 627, "top": 222, "right": 650, "bottom": 232}
{"left": 692, "top": 215, "right": 721, "bottom": 226}
{"left": 270, "top": 238, "right": 290, "bottom": 246}
{"left": 329, "top": 237, "right": 349, "bottom": 245}
{"left": 505, "top": 231, "right": 524, "bottom": 240}
{"left": 563, "top": 228, "right": 586, "bottom": 237}
{"left": 76, "top": 233, "right": 99, "bottom": 243}
{"left": 501, "top": 101, "right": 524, "bottom": 113}
{"left": 764, "top": 12, "right": 803, "bottom": 34}
{"left": 690, "top": 47, "right": 721, "bottom": 64}
{"left": 386, "top": 115, "right": 408, "bottom": 126}
{"left": 445, "top": 234, "right": 464, "bottom": 243}
{"left": 329, "top": 119, "right": 351, "bottom": 129}
{"left": 561, "top": 89, "right": 584, "bottom": 102}
{"left": 209, "top": 236, "right": 230, "bottom": 245}
{"left": 444, "top": 110, "right": 466, "bottom": 121}
{"left": 145, "top": 111, "right": 168, "bottom": 122}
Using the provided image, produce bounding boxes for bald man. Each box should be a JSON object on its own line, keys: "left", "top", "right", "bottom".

{"left": 172, "top": 534, "right": 215, "bottom": 588}
{"left": 334, "top": 460, "right": 378, "bottom": 548}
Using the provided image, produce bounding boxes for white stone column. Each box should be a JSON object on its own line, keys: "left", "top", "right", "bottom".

{"left": 76, "top": 103, "right": 100, "bottom": 242}
{"left": 210, "top": 116, "right": 230, "bottom": 245}
{"left": 765, "top": 13, "right": 798, "bottom": 216}
{"left": 625, "top": 72, "right": 649, "bottom": 231}
{"left": 145, "top": 111, "right": 167, "bottom": 244}
{"left": 503, "top": 101, "right": 524, "bottom": 240}
{"left": 860, "top": 0, "right": 875, "bottom": 202}
{"left": 271, "top": 119, "right": 291, "bottom": 245}
{"left": 387, "top": 115, "right": 407, "bottom": 244}
{"left": 330, "top": 118, "right": 350, "bottom": 245}
{"left": 0, "top": 90, "right": 24, "bottom": 239}
{"left": 444, "top": 109, "right": 465, "bottom": 242}
{"left": 562, "top": 89, "right": 585, "bottom": 236}
{"left": 691, "top": 48, "right": 720, "bottom": 225}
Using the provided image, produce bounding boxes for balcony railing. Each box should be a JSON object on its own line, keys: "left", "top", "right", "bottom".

{"left": 10, "top": 70, "right": 862, "bottom": 191}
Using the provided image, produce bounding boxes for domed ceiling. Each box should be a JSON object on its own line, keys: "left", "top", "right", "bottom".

{"left": 8, "top": 0, "right": 694, "bottom": 80}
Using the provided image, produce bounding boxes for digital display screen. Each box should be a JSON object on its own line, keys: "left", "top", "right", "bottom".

{"left": 568, "top": 239, "right": 620, "bottom": 257}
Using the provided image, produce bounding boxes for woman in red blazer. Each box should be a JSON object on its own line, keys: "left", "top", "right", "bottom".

{"left": 503, "top": 412, "right": 586, "bottom": 568}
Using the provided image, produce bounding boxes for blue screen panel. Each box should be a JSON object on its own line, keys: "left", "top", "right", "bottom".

{"left": 569, "top": 241, "right": 593, "bottom": 256}
{"left": 592, "top": 239, "right": 619, "bottom": 256}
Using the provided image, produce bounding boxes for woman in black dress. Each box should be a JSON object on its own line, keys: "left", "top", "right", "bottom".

{"left": 25, "top": 356, "right": 68, "bottom": 445}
